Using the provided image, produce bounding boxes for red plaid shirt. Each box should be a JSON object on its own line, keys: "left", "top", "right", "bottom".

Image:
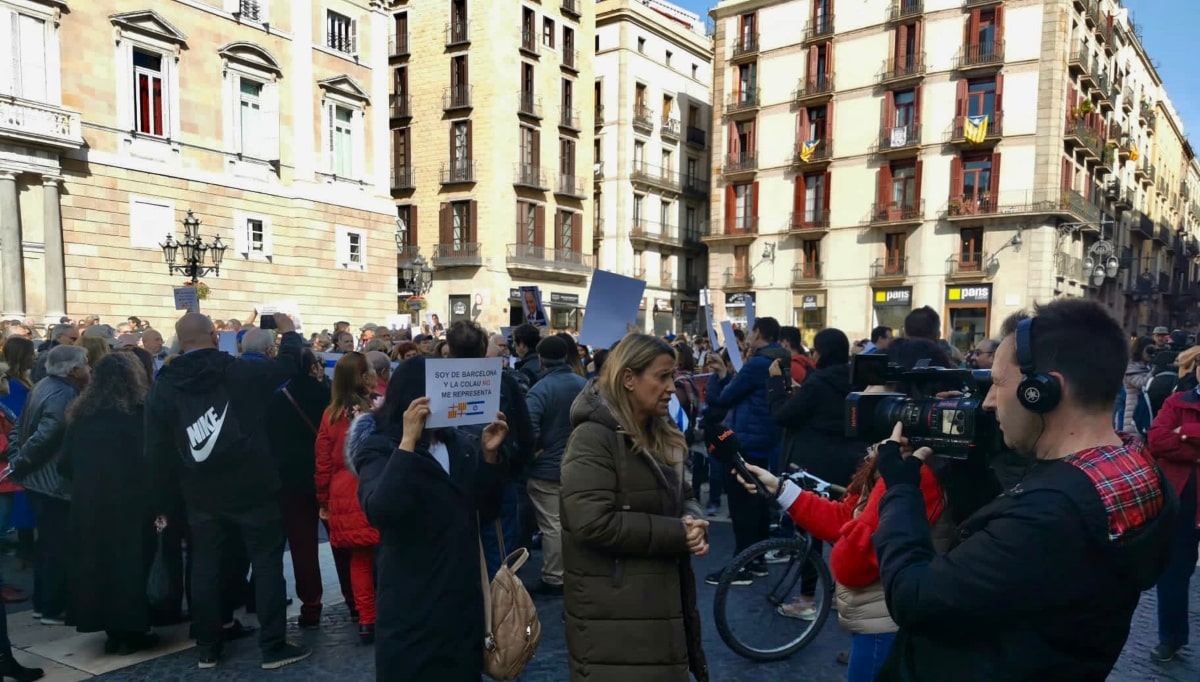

{"left": 1064, "top": 434, "right": 1165, "bottom": 541}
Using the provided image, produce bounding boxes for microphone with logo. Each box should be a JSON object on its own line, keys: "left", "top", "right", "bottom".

{"left": 705, "top": 427, "right": 771, "bottom": 499}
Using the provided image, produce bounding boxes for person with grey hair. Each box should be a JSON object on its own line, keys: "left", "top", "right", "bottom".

{"left": 240, "top": 328, "right": 277, "bottom": 360}
{"left": 8, "top": 344, "right": 90, "bottom": 627}
{"left": 365, "top": 351, "right": 391, "bottom": 397}
{"left": 32, "top": 324, "right": 80, "bottom": 382}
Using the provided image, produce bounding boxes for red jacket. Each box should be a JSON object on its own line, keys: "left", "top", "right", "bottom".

{"left": 315, "top": 410, "right": 380, "bottom": 548}
{"left": 791, "top": 353, "right": 816, "bottom": 386}
{"left": 785, "top": 465, "right": 944, "bottom": 588}
{"left": 1147, "top": 390, "right": 1200, "bottom": 525}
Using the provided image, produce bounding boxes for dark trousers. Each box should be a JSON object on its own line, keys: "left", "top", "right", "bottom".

{"left": 1157, "top": 472, "right": 1200, "bottom": 648}
{"left": 724, "top": 456, "right": 772, "bottom": 555}
{"left": 280, "top": 492, "right": 323, "bottom": 621}
{"left": 29, "top": 492, "right": 70, "bottom": 619}
{"left": 481, "top": 482, "right": 521, "bottom": 579}
{"left": 707, "top": 453, "right": 725, "bottom": 505}
{"left": 325, "top": 522, "right": 355, "bottom": 617}
{"left": 189, "top": 501, "right": 287, "bottom": 654}
{"left": 0, "top": 572, "right": 11, "bottom": 657}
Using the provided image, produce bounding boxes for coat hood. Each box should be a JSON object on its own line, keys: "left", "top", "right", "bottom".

{"left": 345, "top": 412, "right": 377, "bottom": 476}
{"left": 159, "top": 349, "right": 235, "bottom": 391}
{"left": 809, "top": 362, "right": 851, "bottom": 392}
{"left": 569, "top": 379, "right": 621, "bottom": 431}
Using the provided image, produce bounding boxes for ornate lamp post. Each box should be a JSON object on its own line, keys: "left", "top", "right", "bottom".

{"left": 159, "top": 210, "right": 227, "bottom": 283}
{"left": 396, "top": 217, "right": 433, "bottom": 295}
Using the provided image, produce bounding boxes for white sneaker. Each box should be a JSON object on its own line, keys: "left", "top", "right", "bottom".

{"left": 764, "top": 549, "right": 794, "bottom": 564}
{"left": 776, "top": 598, "right": 817, "bottom": 621}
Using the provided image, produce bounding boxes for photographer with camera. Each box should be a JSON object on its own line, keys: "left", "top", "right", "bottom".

{"left": 871, "top": 299, "right": 1177, "bottom": 681}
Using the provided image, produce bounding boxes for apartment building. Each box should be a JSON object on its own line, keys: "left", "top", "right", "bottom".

{"left": 388, "top": 0, "right": 595, "bottom": 333}
{"left": 593, "top": 0, "right": 713, "bottom": 335}
{"left": 0, "top": 0, "right": 400, "bottom": 327}
{"left": 706, "top": 0, "right": 1199, "bottom": 348}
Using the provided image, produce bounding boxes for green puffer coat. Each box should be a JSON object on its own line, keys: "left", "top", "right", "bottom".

{"left": 560, "top": 382, "right": 709, "bottom": 682}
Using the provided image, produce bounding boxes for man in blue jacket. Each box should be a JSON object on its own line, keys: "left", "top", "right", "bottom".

{"left": 702, "top": 317, "right": 789, "bottom": 585}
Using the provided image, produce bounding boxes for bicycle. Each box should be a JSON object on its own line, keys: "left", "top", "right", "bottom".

{"left": 711, "top": 469, "right": 844, "bottom": 662}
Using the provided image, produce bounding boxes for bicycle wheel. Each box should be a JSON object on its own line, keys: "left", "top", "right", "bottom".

{"left": 712, "top": 536, "right": 835, "bottom": 662}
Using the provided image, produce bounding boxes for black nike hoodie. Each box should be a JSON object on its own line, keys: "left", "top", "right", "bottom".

{"left": 145, "top": 332, "right": 303, "bottom": 513}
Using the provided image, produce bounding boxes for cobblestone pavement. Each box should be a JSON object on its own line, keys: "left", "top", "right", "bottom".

{"left": 83, "top": 518, "right": 1200, "bottom": 682}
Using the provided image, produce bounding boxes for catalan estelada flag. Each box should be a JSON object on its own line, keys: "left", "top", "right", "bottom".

{"left": 963, "top": 115, "right": 989, "bottom": 144}
{"left": 1130, "top": 147, "right": 1140, "bottom": 161}
{"left": 799, "top": 139, "right": 819, "bottom": 162}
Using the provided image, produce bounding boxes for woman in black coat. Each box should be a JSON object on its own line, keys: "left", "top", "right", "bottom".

{"left": 60, "top": 353, "right": 158, "bottom": 654}
{"left": 767, "top": 328, "right": 863, "bottom": 487}
{"left": 352, "top": 357, "right": 507, "bottom": 682}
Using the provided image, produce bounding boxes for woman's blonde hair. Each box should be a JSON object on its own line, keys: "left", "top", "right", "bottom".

{"left": 1177, "top": 346, "right": 1200, "bottom": 375}
{"left": 598, "top": 333, "right": 687, "bottom": 466}
{"left": 76, "top": 336, "right": 109, "bottom": 367}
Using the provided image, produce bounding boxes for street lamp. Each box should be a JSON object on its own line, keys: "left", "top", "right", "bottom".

{"left": 159, "top": 210, "right": 226, "bottom": 281}
{"left": 401, "top": 254, "right": 434, "bottom": 295}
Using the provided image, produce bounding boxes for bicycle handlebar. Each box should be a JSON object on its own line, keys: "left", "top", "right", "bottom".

{"left": 782, "top": 468, "right": 846, "bottom": 498}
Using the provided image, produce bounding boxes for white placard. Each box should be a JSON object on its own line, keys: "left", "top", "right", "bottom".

{"left": 744, "top": 297, "right": 756, "bottom": 332}
{"left": 258, "top": 301, "right": 303, "bottom": 331}
{"left": 386, "top": 314, "right": 412, "bottom": 330}
{"left": 703, "top": 307, "right": 720, "bottom": 353}
{"left": 217, "top": 331, "right": 238, "bottom": 356}
{"left": 579, "top": 270, "right": 646, "bottom": 349}
{"left": 425, "top": 357, "right": 503, "bottom": 429}
{"left": 173, "top": 286, "right": 199, "bottom": 312}
{"left": 720, "top": 320, "right": 744, "bottom": 372}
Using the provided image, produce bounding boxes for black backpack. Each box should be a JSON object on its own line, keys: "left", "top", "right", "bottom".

{"left": 172, "top": 379, "right": 251, "bottom": 470}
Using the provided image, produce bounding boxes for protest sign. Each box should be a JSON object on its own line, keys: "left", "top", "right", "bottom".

{"left": 745, "top": 296, "right": 756, "bottom": 332}
{"left": 579, "top": 270, "right": 645, "bottom": 349}
{"left": 217, "top": 331, "right": 238, "bottom": 357}
{"left": 519, "top": 286, "right": 549, "bottom": 328}
{"left": 425, "top": 358, "right": 503, "bottom": 429}
{"left": 173, "top": 286, "right": 200, "bottom": 313}
{"left": 386, "top": 314, "right": 412, "bottom": 330}
{"left": 720, "top": 320, "right": 744, "bottom": 372}
{"left": 259, "top": 301, "right": 303, "bottom": 331}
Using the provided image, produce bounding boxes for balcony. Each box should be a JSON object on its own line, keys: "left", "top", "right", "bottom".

{"left": 871, "top": 257, "right": 909, "bottom": 282}
{"left": 632, "top": 163, "right": 682, "bottom": 194}
{"left": 879, "top": 54, "right": 926, "bottom": 86}
{"left": 682, "top": 173, "right": 708, "bottom": 196}
{"left": 1063, "top": 120, "right": 1102, "bottom": 159}
{"left": 518, "top": 92, "right": 543, "bottom": 119}
{"left": 965, "top": 0, "right": 1003, "bottom": 6}
{"left": 446, "top": 20, "right": 470, "bottom": 47}
{"left": 1155, "top": 223, "right": 1172, "bottom": 245}
{"left": 793, "top": 73, "right": 835, "bottom": 105}
{"left": 556, "top": 173, "right": 586, "bottom": 198}
{"left": 792, "top": 138, "right": 833, "bottom": 168}
{"left": 1121, "top": 87, "right": 1134, "bottom": 113}
{"left": 686, "top": 126, "right": 706, "bottom": 149}
{"left": 1114, "top": 186, "right": 1135, "bottom": 211}
{"left": 389, "top": 94, "right": 411, "bottom": 119}
{"left": 440, "top": 161, "right": 476, "bottom": 184}
{"left": 633, "top": 105, "right": 655, "bottom": 132}
{"left": 661, "top": 117, "right": 681, "bottom": 142}
{"left": 1140, "top": 161, "right": 1157, "bottom": 188}
{"left": 389, "top": 32, "right": 409, "bottom": 57}
{"left": 803, "top": 16, "right": 835, "bottom": 43}
{"left": 949, "top": 112, "right": 1003, "bottom": 146}
{"left": 432, "top": 242, "right": 482, "bottom": 268}
{"left": 559, "top": 109, "right": 581, "bottom": 132}
{"left": 396, "top": 244, "right": 421, "bottom": 267}
{"left": 723, "top": 268, "right": 754, "bottom": 290}
{"left": 946, "top": 255, "right": 990, "bottom": 281}
{"left": 792, "top": 262, "right": 824, "bottom": 287}
{"left": 1093, "top": 73, "right": 1113, "bottom": 113}
{"left": 0, "top": 96, "right": 83, "bottom": 150}
{"left": 888, "top": 1, "right": 924, "bottom": 22}
{"left": 956, "top": 41, "right": 1005, "bottom": 71}
{"left": 683, "top": 224, "right": 708, "bottom": 248}
{"left": 630, "top": 221, "right": 682, "bottom": 249}
{"left": 561, "top": 0, "right": 581, "bottom": 18}
{"left": 1068, "top": 43, "right": 1091, "bottom": 77}
{"left": 878, "top": 123, "right": 921, "bottom": 156}
{"left": 724, "top": 89, "right": 761, "bottom": 117}
{"left": 237, "top": 0, "right": 262, "bottom": 20}
{"left": 868, "top": 200, "right": 925, "bottom": 227}
{"left": 562, "top": 49, "right": 579, "bottom": 73}
{"left": 443, "top": 85, "right": 472, "bottom": 111}
{"left": 506, "top": 243, "right": 593, "bottom": 277}
{"left": 942, "top": 188, "right": 1100, "bottom": 226}
{"left": 1139, "top": 101, "right": 1153, "bottom": 127}
{"left": 513, "top": 164, "right": 548, "bottom": 190}
{"left": 732, "top": 33, "right": 759, "bottom": 60}
{"left": 390, "top": 167, "right": 415, "bottom": 191}
{"left": 702, "top": 217, "right": 758, "bottom": 244}
{"left": 722, "top": 153, "right": 758, "bottom": 177}
{"left": 520, "top": 30, "right": 540, "bottom": 56}
{"left": 789, "top": 210, "right": 831, "bottom": 235}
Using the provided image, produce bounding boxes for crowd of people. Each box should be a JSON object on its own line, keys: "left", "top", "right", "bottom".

{"left": 0, "top": 298, "right": 1189, "bottom": 681}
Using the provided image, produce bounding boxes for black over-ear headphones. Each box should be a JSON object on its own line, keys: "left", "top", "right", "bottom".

{"left": 1015, "top": 317, "right": 1061, "bottom": 413}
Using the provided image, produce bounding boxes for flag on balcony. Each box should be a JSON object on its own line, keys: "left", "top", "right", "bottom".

{"left": 799, "top": 139, "right": 819, "bottom": 162}
{"left": 1130, "top": 147, "right": 1140, "bottom": 161}
{"left": 964, "top": 115, "right": 989, "bottom": 144}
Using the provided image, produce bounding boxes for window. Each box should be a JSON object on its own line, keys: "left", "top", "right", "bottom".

{"left": 134, "top": 49, "right": 166, "bottom": 136}
{"left": 967, "top": 79, "right": 996, "bottom": 117}
{"left": 662, "top": 94, "right": 674, "bottom": 121}
{"left": 734, "top": 120, "right": 753, "bottom": 158}
{"left": 226, "top": 0, "right": 268, "bottom": 21}
{"left": 692, "top": 64, "right": 699, "bottom": 79}
{"left": 896, "top": 22, "right": 918, "bottom": 65}
{"left": 633, "top": 194, "right": 644, "bottom": 226}
{"left": 238, "top": 79, "right": 263, "bottom": 156}
{"left": 522, "top": 62, "right": 535, "bottom": 98}
{"left": 686, "top": 157, "right": 698, "bottom": 183}
{"left": 562, "top": 78, "right": 574, "bottom": 111}
{"left": 520, "top": 126, "right": 536, "bottom": 168}
{"left": 451, "top": 202, "right": 471, "bottom": 247}
{"left": 330, "top": 105, "right": 354, "bottom": 176}
{"left": 885, "top": 232, "right": 906, "bottom": 274}
{"left": 733, "top": 245, "right": 749, "bottom": 278}
{"left": 633, "top": 141, "right": 645, "bottom": 168}
{"left": 522, "top": 8, "right": 536, "bottom": 49}
{"left": 660, "top": 201, "right": 671, "bottom": 228}
{"left": 396, "top": 205, "right": 418, "bottom": 251}
{"left": 543, "top": 18, "right": 555, "bottom": 47}
{"left": 806, "top": 105, "right": 827, "bottom": 140}
{"left": 661, "top": 256, "right": 672, "bottom": 285}
{"left": 960, "top": 227, "right": 983, "bottom": 268}
{"left": 558, "top": 210, "right": 577, "bottom": 252}
{"left": 892, "top": 162, "right": 917, "bottom": 207}
{"left": 392, "top": 127, "right": 411, "bottom": 177}
{"left": 733, "top": 183, "right": 753, "bottom": 228}
{"left": 452, "top": 0, "right": 467, "bottom": 25}
{"left": 336, "top": 226, "right": 366, "bottom": 270}
{"left": 560, "top": 138, "right": 575, "bottom": 174}
{"left": 453, "top": 120, "right": 471, "bottom": 167}
{"left": 326, "top": 10, "right": 356, "bottom": 55}
{"left": 804, "top": 172, "right": 826, "bottom": 222}
{"left": 661, "top": 150, "right": 674, "bottom": 176}
{"left": 665, "top": 50, "right": 673, "bottom": 67}
{"left": 248, "top": 219, "right": 265, "bottom": 253}
{"left": 688, "top": 105, "right": 701, "bottom": 130}
{"left": 563, "top": 26, "right": 574, "bottom": 54}
{"left": 961, "top": 153, "right": 993, "bottom": 202}
{"left": 638, "top": 37, "right": 646, "bottom": 52}
{"left": 518, "top": 201, "right": 539, "bottom": 244}
{"left": 802, "top": 239, "right": 820, "bottom": 269}
{"left": 737, "top": 63, "right": 757, "bottom": 102}
{"left": 129, "top": 195, "right": 174, "bottom": 249}
{"left": 594, "top": 80, "right": 603, "bottom": 118}
{"left": 1, "top": 11, "right": 47, "bottom": 100}
{"left": 893, "top": 90, "right": 915, "bottom": 127}
{"left": 234, "top": 212, "right": 273, "bottom": 260}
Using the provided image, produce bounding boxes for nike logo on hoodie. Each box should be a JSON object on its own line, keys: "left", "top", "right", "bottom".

{"left": 186, "top": 403, "right": 229, "bottom": 463}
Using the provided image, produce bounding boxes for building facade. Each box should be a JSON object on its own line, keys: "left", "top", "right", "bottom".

{"left": 706, "top": 0, "right": 1198, "bottom": 350}
{"left": 0, "top": 0, "right": 401, "bottom": 329}
{"left": 593, "top": 0, "right": 713, "bottom": 335}
{"left": 389, "top": 0, "right": 595, "bottom": 333}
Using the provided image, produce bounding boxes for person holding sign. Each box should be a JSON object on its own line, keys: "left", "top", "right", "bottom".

{"left": 351, "top": 356, "right": 508, "bottom": 681}
{"left": 560, "top": 334, "right": 709, "bottom": 682}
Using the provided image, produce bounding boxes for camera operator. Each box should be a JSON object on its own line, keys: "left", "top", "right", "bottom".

{"left": 871, "top": 299, "right": 1176, "bottom": 681}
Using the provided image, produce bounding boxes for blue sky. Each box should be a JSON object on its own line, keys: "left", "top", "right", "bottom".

{"left": 673, "top": 0, "right": 1198, "bottom": 142}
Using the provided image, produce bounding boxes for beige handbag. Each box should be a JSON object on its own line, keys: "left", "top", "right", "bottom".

{"left": 478, "top": 521, "right": 541, "bottom": 679}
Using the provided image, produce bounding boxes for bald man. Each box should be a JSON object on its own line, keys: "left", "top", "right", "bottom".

{"left": 144, "top": 312, "right": 312, "bottom": 670}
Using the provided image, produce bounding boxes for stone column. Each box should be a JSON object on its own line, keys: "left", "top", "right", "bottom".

{"left": 0, "top": 171, "right": 25, "bottom": 320}
{"left": 42, "top": 176, "right": 66, "bottom": 323}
